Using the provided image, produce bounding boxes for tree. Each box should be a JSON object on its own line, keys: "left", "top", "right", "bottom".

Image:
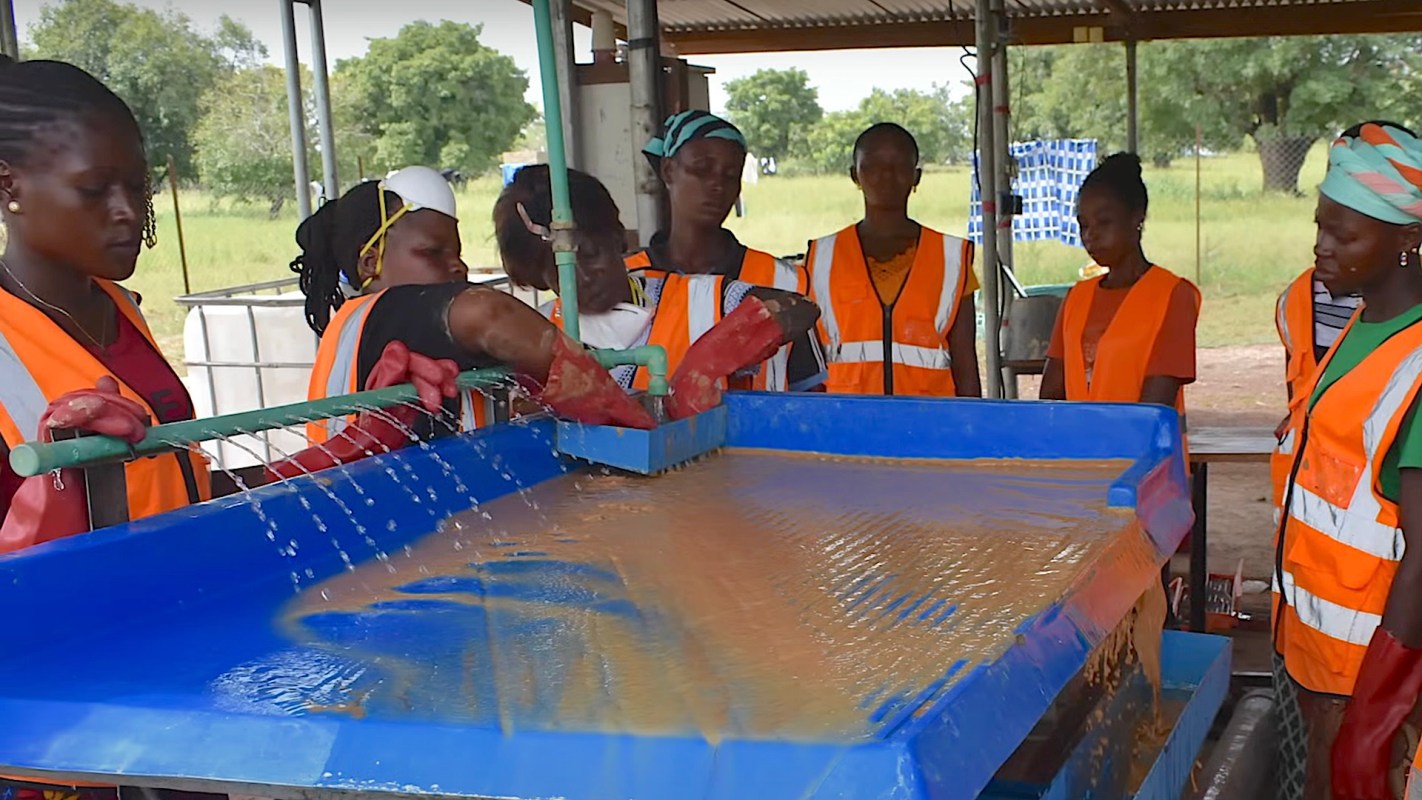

{"left": 1009, "top": 35, "right": 1422, "bottom": 191}
{"left": 193, "top": 66, "right": 313, "bottom": 216}
{"left": 338, "top": 21, "right": 535, "bottom": 175}
{"left": 28, "top": 0, "right": 259, "bottom": 178}
{"left": 797, "top": 110, "right": 869, "bottom": 175}
{"left": 794, "top": 87, "right": 972, "bottom": 174}
{"left": 724, "top": 68, "right": 823, "bottom": 164}
{"left": 857, "top": 86, "right": 972, "bottom": 165}
{"left": 1185, "top": 36, "right": 1422, "bottom": 192}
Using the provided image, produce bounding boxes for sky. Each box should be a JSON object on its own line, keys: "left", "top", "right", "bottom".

{"left": 11, "top": 0, "right": 974, "bottom": 112}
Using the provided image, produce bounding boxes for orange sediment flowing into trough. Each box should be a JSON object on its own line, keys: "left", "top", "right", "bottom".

{"left": 280, "top": 451, "right": 1165, "bottom": 743}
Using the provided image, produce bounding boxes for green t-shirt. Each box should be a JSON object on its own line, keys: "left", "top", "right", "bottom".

{"left": 1308, "top": 304, "right": 1422, "bottom": 502}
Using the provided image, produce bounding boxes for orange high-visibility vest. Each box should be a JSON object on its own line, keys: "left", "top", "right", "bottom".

{"left": 307, "top": 291, "right": 493, "bottom": 443}
{"left": 548, "top": 272, "right": 736, "bottom": 392}
{"left": 0, "top": 281, "right": 211, "bottom": 523}
{"left": 1272, "top": 312, "right": 1422, "bottom": 696}
{"left": 1277, "top": 269, "right": 1320, "bottom": 402}
{"left": 1059, "top": 265, "right": 1197, "bottom": 420}
{"left": 805, "top": 224, "right": 972, "bottom": 397}
{"left": 624, "top": 248, "right": 803, "bottom": 391}
{"left": 1271, "top": 269, "right": 1356, "bottom": 514}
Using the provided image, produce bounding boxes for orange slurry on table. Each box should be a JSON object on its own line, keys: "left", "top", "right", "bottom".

{"left": 280, "top": 451, "right": 1160, "bottom": 743}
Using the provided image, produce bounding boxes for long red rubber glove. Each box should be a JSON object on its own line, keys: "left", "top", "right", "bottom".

{"left": 265, "top": 341, "right": 459, "bottom": 481}
{"left": 1332, "top": 626, "right": 1422, "bottom": 800}
{"left": 0, "top": 377, "right": 150, "bottom": 553}
{"left": 537, "top": 334, "right": 656, "bottom": 430}
{"left": 666, "top": 295, "right": 785, "bottom": 420}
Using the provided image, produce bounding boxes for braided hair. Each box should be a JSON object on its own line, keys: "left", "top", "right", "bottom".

{"left": 290, "top": 180, "right": 404, "bottom": 334}
{"left": 492, "top": 164, "right": 624, "bottom": 291}
{"left": 1081, "top": 152, "right": 1149, "bottom": 217}
{"left": 0, "top": 59, "right": 156, "bottom": 247}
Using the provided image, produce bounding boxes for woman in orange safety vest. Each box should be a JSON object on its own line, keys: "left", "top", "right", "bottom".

{"left": 275, "top": 168, "right": 658, "bottom": 480}
{"left": 0, "top": 58, "right": 235, "bottom": 800}
{"left": 1269, "top": 124, "right": 1422, "bottom": 800}
{"left": 494, "top": 164, "right": 821, "bottom": 419}
{"left": 629, "top": 110, "right": 826, "bottom": 394}
{"left": 1271, "top": 123, "right": 1413, "bottom": 518}
{"left": 805, "top": 122, "right": 982, "bottom": 398}
{"left": 1040, "top": 153, "right": 1200, "bottom": 438}
{"left": 0, "top": 60, "right": 215, "bottom": 557}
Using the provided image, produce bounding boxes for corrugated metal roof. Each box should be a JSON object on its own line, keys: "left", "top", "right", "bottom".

{"left": 560, "top": 0, "right": 1416, "bottom": 46}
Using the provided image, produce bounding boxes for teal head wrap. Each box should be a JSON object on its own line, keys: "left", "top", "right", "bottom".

{"left": 642, "top": 110, "right": 747, "bottom": 171}
{"left": 1318, "top": 124, "right": 1422, "bottom": 225}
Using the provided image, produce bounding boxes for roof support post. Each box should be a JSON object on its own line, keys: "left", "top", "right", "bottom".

{"left": 1125, "top": 39, "right": 1139, "bottom": 154}
{"left": 279, "top": 0, "right": 312, "bottom": 220}
{"left": 306, "top": 0, "right": 339, "bottom": 203}
{"left": 551, "top": 0, "right": 581, "bottom": 169}
{"left": 626, "top": 0, "right": 664, "bottom": 244}
{"left": 976, "top": 0, "right": 1003, "bottom": 399}
{"left": 989, "top": 0, "right": 1015, "bottom": 398}
{"left": 0, "top": 0, "right": 17, "bottom": 60}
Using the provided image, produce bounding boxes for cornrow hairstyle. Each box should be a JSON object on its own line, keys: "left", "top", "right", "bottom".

{"left": 1341, "top": 120, "right": 1417, "bottom": 139}
{"left": 492, "top": 164, "right": 624, "bottom": 291}
{"left": 289, "top": 180, "right": 394, "bottom": 334}
{"left": 1081, "top": 152, "right": 1149, "bottom": 216}
{"left": 0, "top": 60, "right": 157, "bottom": 247}
{"left": 853, "top": 122, "right": 920, "bottom": 164}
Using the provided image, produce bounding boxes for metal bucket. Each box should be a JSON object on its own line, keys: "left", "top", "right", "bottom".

{"left": 1002, "top": 284, "right": 1070, "bottom": 364}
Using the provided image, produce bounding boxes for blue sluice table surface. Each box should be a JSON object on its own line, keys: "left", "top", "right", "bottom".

{"left": 0, "top": 395, "right": 1193, "bottom": 800}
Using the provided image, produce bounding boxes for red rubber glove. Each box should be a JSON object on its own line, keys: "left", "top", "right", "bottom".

{"left": 666, "top": 295, "right": 785, "bottom": 420}
{"left": 1332, "top": 626, "right": 1422, "bottom": 800}
{"left": 536, "top": 334, "right": 656, "bottom": 430}
{"left": 0, "top": 377, "right": 150, "bottom": 552}
{"left": 265, "top": 341, "right": 459, "bottom": 481}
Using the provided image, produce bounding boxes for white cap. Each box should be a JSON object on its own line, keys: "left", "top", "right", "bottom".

{"left": 382, "top": 166, "right": 457, "bottom": 219}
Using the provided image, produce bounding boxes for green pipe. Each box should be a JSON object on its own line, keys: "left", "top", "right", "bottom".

{"left": 9, "top": 368, "right": 510, "bottom": 478}
{"left": 531, "top": 0, "right": 580, "bottom": 343}
{"left": 593, "top": 345, "right": 669, "bottom": 396}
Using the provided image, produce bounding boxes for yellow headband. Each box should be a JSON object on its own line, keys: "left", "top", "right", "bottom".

{"left": 358, "top": 189, "right": 411, "bottom": 290}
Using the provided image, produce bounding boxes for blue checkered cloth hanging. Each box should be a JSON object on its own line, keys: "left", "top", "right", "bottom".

{"left": 968, "top": 139, "right": 1097, "bottom": 248}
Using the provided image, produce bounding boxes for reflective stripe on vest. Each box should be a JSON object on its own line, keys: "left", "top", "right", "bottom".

{"left": 307, "top": 291, "right": 492, "bottom": 442}
{"left": 1278, "top": 269, "right": 1320, "bottom": 401}
{"left": 1272, "top": 269, "right": 1331, "bottom": 511}
{"left": 0, "top": 281, "right": 210, "bottom": 522}
{"left": 308, "top": 293, "right": 381, "bottom": 443}
{"left": 622, "top": 249, "right": 800, "bottom": 392}
{"left": 807, "top": 225, "right": 967, "bottom": 397}
{"left": 735, "top": 250, "right": 803, "bottom": 392}
{"left": 837, "top": 341, "right": 951, "bottom": 370}
{"left": 1273, "top": 569, "right": 1380, "bottom": 647}
{"left": 1274, "top": 316, "right": 1422, "bottom": 695}
{"left": 633, "top": 273, "right": 725, "bottom": 391}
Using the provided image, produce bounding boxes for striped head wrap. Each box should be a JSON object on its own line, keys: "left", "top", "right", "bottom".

{"left": 642, "top": 110, "right": 747, "bottom": 171}
{"left": 1319, "top": 123, "right": 1422, "bottom": 226}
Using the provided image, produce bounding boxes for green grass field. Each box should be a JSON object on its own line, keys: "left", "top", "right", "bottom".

{"left": 129, "top": 147, "right": 1329, "bottom": 359}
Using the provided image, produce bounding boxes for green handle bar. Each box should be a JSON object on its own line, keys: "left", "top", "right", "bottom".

{"left": 8, "top": 367, "right": 511, "bottom": 478}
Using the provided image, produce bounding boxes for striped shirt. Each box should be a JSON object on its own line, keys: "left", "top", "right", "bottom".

{"left": 1312, "top": 277, "right": 1362, "bottom": 361}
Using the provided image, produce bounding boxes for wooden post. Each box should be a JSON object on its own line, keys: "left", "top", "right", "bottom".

{"left": 1195, "top": 124, "right": 1203, "bottom": 285}
{"left": 167, "top": 154, "right": 191, "bottom": 296}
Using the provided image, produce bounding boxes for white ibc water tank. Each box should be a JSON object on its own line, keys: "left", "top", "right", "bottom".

{"left": 182, "top": 293, "right": 317, "bottom": 471}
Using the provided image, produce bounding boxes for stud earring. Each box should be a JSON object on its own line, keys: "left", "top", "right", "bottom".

{"left": 6, "top": 200, "right": 18, "bottom": 214}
